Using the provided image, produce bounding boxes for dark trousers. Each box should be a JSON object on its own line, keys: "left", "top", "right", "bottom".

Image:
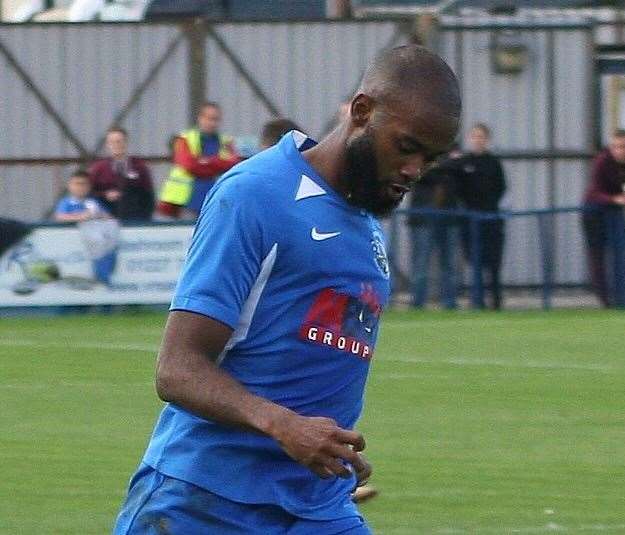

{"left": 461, "top": 219, "right": 505, "bottom": 310}
{"left": 582, "top": 208, "right": 623, "bottom": 308}
{"left": 411, "top": 223, "right": 458, "bottom": 309}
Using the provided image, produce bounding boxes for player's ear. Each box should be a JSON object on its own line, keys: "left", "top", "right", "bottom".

{"left": 350, "top": 94, "right": 374, "bottom": 127}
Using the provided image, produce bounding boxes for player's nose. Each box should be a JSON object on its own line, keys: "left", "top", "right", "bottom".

{"left": 399, "top": 157, "right": 424, "bottom": 182}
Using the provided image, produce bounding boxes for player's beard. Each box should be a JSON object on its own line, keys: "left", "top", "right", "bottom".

{"left": 342, "top": 130, "right": 402, "bottom": 217}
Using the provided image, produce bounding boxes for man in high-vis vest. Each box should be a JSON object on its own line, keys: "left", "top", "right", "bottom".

{"left": 157, "top": 101, "right": 241, "bottom": 219}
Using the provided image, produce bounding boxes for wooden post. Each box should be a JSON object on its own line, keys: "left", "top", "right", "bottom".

{"left": 326, "top": 0, "right": 351, "bottom": 19}
{"left": 184, "top": 19, "right": 208, "bottom": 124}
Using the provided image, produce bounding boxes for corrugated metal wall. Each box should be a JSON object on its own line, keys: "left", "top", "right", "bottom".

{"left": 1, "top": 19, "right": 597, "bottom": 288}
{"left": 0, "top": 23, "right": 190, "bottom": 220}
{"left": 0, "top": 23, "right": 189, "bottom": 159}
{"left": 205, "top": 21, "right": 400, "bottom": 137}
{"left": 0, "top": 20, "right": 403, "bottom": 221}
{"left": 436, "top": 18, "right": 594, "bottom": 286}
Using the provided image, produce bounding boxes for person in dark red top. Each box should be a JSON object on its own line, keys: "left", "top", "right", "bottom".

{"left": 89, "top": 127, "right": 155, "bottom": 221}
{"left": 582, "top": 130, "right": 625, "bottom": 307}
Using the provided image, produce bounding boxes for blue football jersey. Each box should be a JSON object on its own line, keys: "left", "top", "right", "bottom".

{"left": 54, "top": 196, "right": 104, "bottom": 216}
{"left": 143, "top": 131, "right": 391, "bottom": 520}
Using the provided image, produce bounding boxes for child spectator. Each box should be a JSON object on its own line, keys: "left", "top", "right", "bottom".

{"left": 54, "top": 170, "right": 109, "bottom": 223}
{"left": 53, "top": 170, "right": 119, "bottom": 285}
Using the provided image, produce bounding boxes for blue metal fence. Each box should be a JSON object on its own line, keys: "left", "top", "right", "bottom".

{"left": 388, "top": 206, "right": 625, "bottom": 310}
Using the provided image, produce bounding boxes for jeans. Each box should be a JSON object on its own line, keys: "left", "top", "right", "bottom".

{"left": 460, "top": 219, "right": 505, "bottom": 310}
{"left": 582, "top": 206, "right": 625, "bottom": 308}
{"left": 412, "top": 223, "right": 458, "bottom": 309}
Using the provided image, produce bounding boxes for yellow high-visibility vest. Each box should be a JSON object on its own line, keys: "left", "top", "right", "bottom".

{"left": 159, "top": 129, "right": 233, "bottom": 206}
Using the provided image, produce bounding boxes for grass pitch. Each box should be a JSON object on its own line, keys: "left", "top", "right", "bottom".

{"left": 1, "top": 309, "right": 625, "bottom": 534}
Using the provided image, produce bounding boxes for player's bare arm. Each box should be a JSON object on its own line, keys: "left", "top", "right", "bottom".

{"left": 156, "top": 310, "right": 367, "bottom": 480}
{"left": 115, "top": 46, "right": 460, "bottom": 534}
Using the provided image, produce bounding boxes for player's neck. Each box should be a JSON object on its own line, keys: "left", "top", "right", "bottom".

{"left": 302, "top": 129, "right": 349, "bottom": 198}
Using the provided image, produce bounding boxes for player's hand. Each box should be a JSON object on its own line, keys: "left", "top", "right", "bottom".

{"left": 270, "top": 413, "right": 366, "bottom": 480}
{"left": 352, "top": 452, "right": 372, "bottom": 488}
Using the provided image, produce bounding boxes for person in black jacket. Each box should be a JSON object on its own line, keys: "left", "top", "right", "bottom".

{"left": 409, "top": 146, "right": 463, "bottom": 309}
{"left": 454, "top": 123, "right": 507, "bottom": 309}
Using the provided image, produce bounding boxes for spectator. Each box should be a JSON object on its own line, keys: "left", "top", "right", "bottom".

{"left": 410, "top": 147, "right": 462, "bottom": 310}
{"left": 89, "top": 127, "right": 155, "bottom": 221}
{"left": 260, "top": 118, "right": 300, "bottom": 150}
{"left": 53, "top": 170, "right": 109, "bottom": 223}
{"left": 157, "top": 101, "right": 241, "bottom": 219}
{"left": 53, "top": 170, "right": 119, "bottom": 285}
{"left": 582, "top": 129, "right": 625, "bottom": 308}
{"left": 454, "top": 123, "right": 507, "bottom": 310}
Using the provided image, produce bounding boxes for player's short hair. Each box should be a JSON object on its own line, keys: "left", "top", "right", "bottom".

{"left": 471, "top": 123, "right": 491, "bottom": 138}
{"left": 69, "top": 169, "right": 90, "bottom": 182}
{"left": 107, "top": 126, "right": 128, "bottom": 138}
{"left": 612, "top": 129, "right": 625, "bottom": 139}
{"left": 359, "top": 44, "right": 461, "bottom": 118}
{"left": 261, "top": 118, "right": 300, "bottom": 147}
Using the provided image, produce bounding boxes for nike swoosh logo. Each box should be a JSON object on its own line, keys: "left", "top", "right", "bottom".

{"left": 311, "top": 227, "right": 341, "bottom": 241}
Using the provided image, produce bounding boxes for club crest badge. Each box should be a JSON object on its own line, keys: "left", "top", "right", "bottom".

{"left": 371, "top": 230, "right": 390, "bottom": 279}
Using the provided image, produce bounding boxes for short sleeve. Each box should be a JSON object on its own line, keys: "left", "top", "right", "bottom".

{"left": 170, "top": 176, "right": 269, "bottom": 330}
{"left": 54, "top": 198, "right": 69, "bottom": 215}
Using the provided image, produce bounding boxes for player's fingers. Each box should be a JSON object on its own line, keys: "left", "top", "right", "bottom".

{"left": 334, "top": 428, "right": 366, "bottom": 452}
{"left": 326, "top": 443, "right": 360, "bottom": 466}
{"left": 319, "top": 456, "right": 352, "bottom": 479}
{"left": 353, "top": 454, "right": 372, "bottom": 484}
{"left": 351, "top": 451, "right": 368, "bottom": 470}
{"left": 309, "top": 462, "right": 336, "bottom": 479}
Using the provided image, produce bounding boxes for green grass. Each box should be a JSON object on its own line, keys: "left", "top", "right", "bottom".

{"left": 2, "top": 309, "right": 625, "bottom": 534}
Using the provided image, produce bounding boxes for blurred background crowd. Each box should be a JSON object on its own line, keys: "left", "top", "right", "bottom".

{"left": 2, "top": 0, "right": 625, "bottom": 310}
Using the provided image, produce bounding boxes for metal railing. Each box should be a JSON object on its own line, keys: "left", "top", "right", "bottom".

{"left": 388, "top": 206, "right": 625, "bottom": 309}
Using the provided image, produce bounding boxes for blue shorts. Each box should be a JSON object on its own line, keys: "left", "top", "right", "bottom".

{"left": 113, "top": 464, "right": 371, "bottom": 535}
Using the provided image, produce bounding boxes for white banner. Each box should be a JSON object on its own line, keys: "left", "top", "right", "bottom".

{"left": 0, "top": 223, "right": 194, "bottom": 306}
